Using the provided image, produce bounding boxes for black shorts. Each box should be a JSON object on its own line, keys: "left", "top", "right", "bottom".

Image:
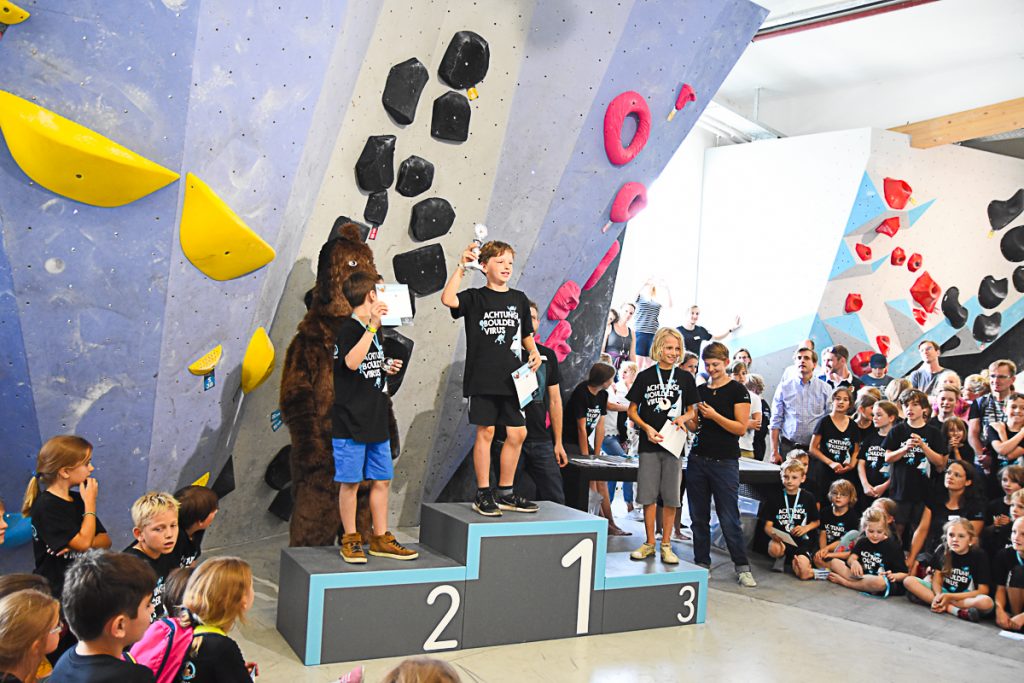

{"left": 785, "top": 540, "right": 816, "bottom": 563}
{"left": 469, "top": 395, "right": 525, "bottom": 428}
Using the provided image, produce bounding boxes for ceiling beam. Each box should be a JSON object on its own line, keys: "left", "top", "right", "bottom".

{"left": 891, "top": 98, "right": 1024, "bottom": 149}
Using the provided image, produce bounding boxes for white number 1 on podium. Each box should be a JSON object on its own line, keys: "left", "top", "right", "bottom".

{"left": 560, "top": 538, "right": 594, "bottom": 634}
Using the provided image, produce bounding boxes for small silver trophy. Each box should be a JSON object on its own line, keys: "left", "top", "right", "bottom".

{"left": 464, "top": 223, "right": 489, "bottom": 272}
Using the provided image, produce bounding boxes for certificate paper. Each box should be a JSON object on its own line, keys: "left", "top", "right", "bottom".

{"left": 771, "top": 529, "right": 797, "bottom": 547}
{"left": 376, "top": 283, "right": 413, "bottom": 326}
{"left": 512, "top": 363, "right": 539, "bottom": 408}
{"left": 657, "top": 421, "right": 687, "bottom": 458}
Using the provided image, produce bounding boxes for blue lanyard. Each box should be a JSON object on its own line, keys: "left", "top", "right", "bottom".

{"left": 783, "top": 490, "right": 801, "bottom": 530}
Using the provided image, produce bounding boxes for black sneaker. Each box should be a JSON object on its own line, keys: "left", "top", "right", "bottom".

{"left": 472, "top": 490, "right": 502, "bottom": 516}
{"left": 495, "top": 492, "right": 539, "bottom": 513}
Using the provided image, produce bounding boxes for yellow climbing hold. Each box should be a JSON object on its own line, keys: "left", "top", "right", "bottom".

{"left": 180, "top": 173, "right": 276, "bottom": 281}
{"left": 192, "top": 472, "right": 210, "bottom": 487}
{"left": 0, "top": 1, "right": 30, "bottom": 24}
{"left": 241, "top": 327, "right": 275, "bottom": 394}
{"left": 467, "top": 87, "right": 479, "bottom": 101}
{"left": 188, "top": 344, "right": 223, "bottom": 376}
{"left": 0, "top": 90, "right": 179, "bottom": 207}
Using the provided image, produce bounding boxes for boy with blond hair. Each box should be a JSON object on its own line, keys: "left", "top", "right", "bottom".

{"left": 442, "top": 240, "right": 542, "bottom": 516}
{"left": 124, "top": 491, "right": 179, "bottom": 617}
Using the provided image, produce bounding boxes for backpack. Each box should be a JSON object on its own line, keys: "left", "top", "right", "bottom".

{"left": 128, "top": 616, "right": 194, "bottom": 683}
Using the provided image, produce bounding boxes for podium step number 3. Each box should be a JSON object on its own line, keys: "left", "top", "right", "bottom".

{"left": 277, "top": 502, "right": 708, "bottom": 665}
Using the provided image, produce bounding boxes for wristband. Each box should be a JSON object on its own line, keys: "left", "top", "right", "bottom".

{"left": 366, "top": 325, "right": 377, "bottom": 334}
{"left": 83, "top": 511, "right": 96, "bottom": 518}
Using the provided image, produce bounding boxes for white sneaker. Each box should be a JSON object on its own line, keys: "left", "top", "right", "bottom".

{"left": 627, "top": 508, "right": 644, "bottom": 521}
{"left": 737, "top": 571, "right": 757, "bottom": 588}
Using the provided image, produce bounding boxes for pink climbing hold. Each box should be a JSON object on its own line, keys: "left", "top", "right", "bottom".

{"left": 583, "top": 240, "right": 620, "bottom": 291}
{"left": 883, "top": 177, "right": 912, "bottom": 210}
{"left": 603, "top": 182, "right": 648, "bottom": 232}
{"left": 604, "top": 91, "right": 651, "bottom": 166}
{"left": 667, "top": 83, "right": 696, "bottom": 121}
{"left": 855, "top": 243, "right": 872, "bottom": 261}
{"left": 546, "top": 281, "right": 581, "bottom": 321}
{"left": 875, "top": 216, "right": 900, "bottom": 237}
{"left": 544, "top": 320, "right": 573, "bottom": 362}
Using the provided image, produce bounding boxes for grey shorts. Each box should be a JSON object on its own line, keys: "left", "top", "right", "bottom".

{"left": 636, "top": 450, "right": 682, "bottom": 507}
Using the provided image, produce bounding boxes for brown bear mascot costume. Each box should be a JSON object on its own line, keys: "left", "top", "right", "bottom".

{"left": 280, "top": 223, "right": 400, "bottom": 547}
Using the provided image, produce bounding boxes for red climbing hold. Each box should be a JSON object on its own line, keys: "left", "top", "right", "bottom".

{"left": 908, "top": 253, "right": 923, "bottom": 272}
{"left": 910, "top": 272, "right": 941, "bottom": 313}
{"left": 604, "top": 91, "right": 651, "bottom": 166}
{"left": 883, "top": 177, "right": 912, "bottom": 210}
{"left": 875, "top": 217, "right": 900, "bottom": 238}
{"left": 583, "top": 240, "right": 620, "bottom": 291}
{"left": 667, "top": 83, "right": 696, "bottom": 121}
{"left": 891, "top": 247, "right": 906, "bottom": 266}
{"left": 610, "top": 182, "right": 647, "bottom": 222}
{"left": 844, "top": 293, "right": 863, "bottom": 313}
{"left": 913, "top": 308, "right": 928, "bottom": 326}
{"left": 876, "top": 335, "right": 890, "bottom": 356}
{"left": 855, "top": 243, "right": 872, "bottom": 261}
{"left": 546, "top": 281, "right": 581, "bottom": 321}
{"left": 851, "top": 351, "right": 874, "bottom": 377}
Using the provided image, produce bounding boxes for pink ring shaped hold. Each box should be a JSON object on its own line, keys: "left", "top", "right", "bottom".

{"left": 604, "top": 91, "right": 651, "bottom": 166}
{"left": 610, "top": 181, "right": 647, "bottom": 223}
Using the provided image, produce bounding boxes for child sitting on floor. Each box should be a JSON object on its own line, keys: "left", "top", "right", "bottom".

{"left": 760, "top": 459, "right": 819, "bottom": 580}
{"left": 993, "top": 516, "right": 1024, "bottom": 632}
{"left": 814, "top": 479, "right": 859, "bottom": 568}
{"left": 903, "top": 517, "right": 994, "bottom": 622}
{"left": 828, "top": 507, "right": 908, "bottom": 597}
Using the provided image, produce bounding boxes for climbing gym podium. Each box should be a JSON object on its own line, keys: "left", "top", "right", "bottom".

{"left": 277, "top": 502, "right": 708, "bottom": 665}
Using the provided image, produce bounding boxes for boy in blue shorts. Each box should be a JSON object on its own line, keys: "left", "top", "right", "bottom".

{"left": 442, "top": 240, "right": 543, "bottom": 516}
{"left": 334, "top": 272, "right": 417, "bottom": 564}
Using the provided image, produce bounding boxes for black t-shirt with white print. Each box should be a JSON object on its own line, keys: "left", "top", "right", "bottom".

{"left": 819, "top": 506, "right": 860, "bottom": 545}
{"left": 332, "top": 317, "right": 390, "bottom": 443}
{"left": 881, "top": 421, "right": 946, "bottom": 503}
{"left": 814, "top": 416, "right": 861, "bottom": 464}
{"left": 691, "top": 380, "right": 750, "bottom": 460}
{"left": 451, "top": 286, "right": 533, "bottom": 397}
{"left": 124, "top": 545, "right": 178, "bottom": 618}
{"left": 29, "top": 489, "right": 107, "bottom": 599}
{"left": 563, "top": 382, "right": 608, "bottom": 452}
{"left": 992, "top": 547, "right": 1023, "bottom": 587}
{"left": 983, "top": 424, "right": 1020, "bottom": 472}
{"left": 930, "top": 547, "right": 991, "bottom": 593}
{"left": 759, "top": 487, "right": 820, "bottom": 543}
{"left": 170, "top": 526, "right": 205, "bottom": 569}
{"left": 860, "top": 428, "right": 890, "bottom": 487}
{"left": 852, "top": 535, "right": 907, "bottom": 576}
{"left": 921, "top": 493, "right": 984, "bottom": 553}
{"left": 625, "top": 365, "right": 699, "bottom": 454}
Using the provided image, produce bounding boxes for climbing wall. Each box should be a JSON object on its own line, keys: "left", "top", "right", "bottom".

{"left": 699, "top": 128, "right": 1024, "bottom": 395}
{"left": 0, "top": 0, "right": 380, "bottom": 568}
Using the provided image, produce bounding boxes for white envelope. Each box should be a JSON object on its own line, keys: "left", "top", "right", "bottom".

{"left": 657, "top": 421, "right": 687, "bottom": 458}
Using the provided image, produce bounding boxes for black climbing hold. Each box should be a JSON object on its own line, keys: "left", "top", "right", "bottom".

{"left": 397, "top": 155, "right": 434, "bottom": 197}
{"left": 431, "top": 91, "right": 471, "bottom": 142}
{"left": 393, "top": 243, "right": 447, "bottom": 296}
{"left": 364, "top": 191, "right": 388, "bottom": 226}
{"left": 438, "top": 31, "right": 489, "bottom": 90}
{"left": 988, "top": 189, "right": 1024, "bottom": 231}
{"left": 355, "top": 135, "right": 396, "bottom": 193}
{"left": 1000, "top": 225, "right": 1024, "bottom": 262}
{"left": 939, "top": 335, "right": 961, "bottom": 353}
{"left": 409, "top": 197, "right": 455, "bottom": 242}
{"left": 978, "top": 275, "right": 1008, "bottom": 309}
{"left": 268, "top": 488, "right": 293, "bottom": 521}
{"left": 973, "top": 312, "right": 1001, "bottom": 343}
{"left": 1014, "top": 266, "right": 1024, "bottom": 293}
{"left": 382, "top": 328, "right": 415, "bottom": 396}
{"left": 382, "top": 57, "right": 429, "bottom": 125}
{"left": 264, "top": 445, "right": 291, "bottom": 491}
{"left": 941, "top": 287, "right": 968, "bottom": 329}
{"left": 329, "top": 216, "right": 371, "bottom": 243}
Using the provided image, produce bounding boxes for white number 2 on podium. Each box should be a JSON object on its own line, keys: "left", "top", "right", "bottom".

{"left": 423, "top": 585, "right": 461, "bottom": 652}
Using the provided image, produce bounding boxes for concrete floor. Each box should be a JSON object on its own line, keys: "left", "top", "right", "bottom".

{"left": 208, "top": 502, "right": 1024, "bottom": 683}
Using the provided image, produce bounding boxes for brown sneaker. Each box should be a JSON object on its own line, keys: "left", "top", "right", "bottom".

{"left": 340, "top": 533, "right": 367, "bottom": 564}
{"left": 368, "top": 531, "right": 419, "bottom": 560}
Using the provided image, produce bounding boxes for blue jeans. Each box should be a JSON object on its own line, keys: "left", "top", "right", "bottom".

{"left": 686, "top": 455, "right": 750, "bottom": 571}
{"left": 601, "top": 436, "right": 634, "bottom": 504}
{"left": 515, "top": 438, "right": 566, "bottom": 504}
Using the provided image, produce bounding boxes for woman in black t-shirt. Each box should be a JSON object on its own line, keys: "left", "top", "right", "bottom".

{"left": 685, "top": 343, "right": 756, "bottom": 586}
{"left": 907, "top": 460, "right": 984, "bottom": 575}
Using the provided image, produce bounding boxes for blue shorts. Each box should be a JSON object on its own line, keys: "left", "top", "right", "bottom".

{"left": 332, "top": 438, "right": 393, "bottom": 483}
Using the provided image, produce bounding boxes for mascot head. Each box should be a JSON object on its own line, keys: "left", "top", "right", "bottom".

{"left": 313, "top": 222, "right": 379, "bottom": 318}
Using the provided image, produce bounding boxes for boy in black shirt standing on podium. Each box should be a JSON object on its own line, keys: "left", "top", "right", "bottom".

{"left": 333, "top": 273, "right": 417, "bottom": 564}
{"left": 443, "top": 240, "right": 543, "bottom": 516}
